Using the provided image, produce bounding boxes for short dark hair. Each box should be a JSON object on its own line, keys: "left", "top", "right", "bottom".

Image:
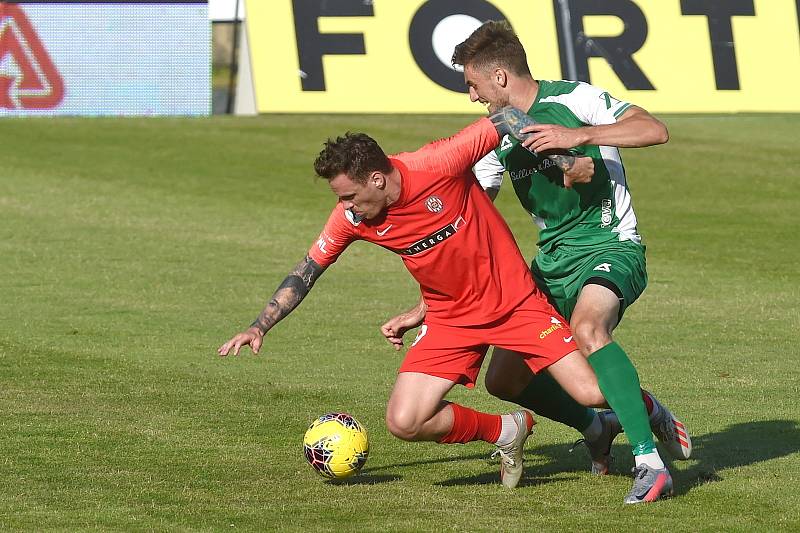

{"left": 452, "top": 20, "right": 531, "bottom": 77}
{"left": 313, "top": 132, "right": 393, "bottom": 184}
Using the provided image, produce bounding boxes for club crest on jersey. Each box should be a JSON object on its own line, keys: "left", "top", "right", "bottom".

{"left": 344, "top": 208, "right": 362, "bottom": 226}
{"left": 425, "top": 196, "right": 443, "bottom": 213}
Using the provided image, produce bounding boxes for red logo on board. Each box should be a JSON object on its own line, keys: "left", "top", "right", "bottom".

{"left": 0, "top": 5, "right": 64, "bottom": 110}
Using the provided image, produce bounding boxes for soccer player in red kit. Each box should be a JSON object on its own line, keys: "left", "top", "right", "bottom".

{"left": 218, "top": 110, "right": 609, "bottom": 489}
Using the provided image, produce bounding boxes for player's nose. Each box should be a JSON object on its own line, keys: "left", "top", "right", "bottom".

{"left": 469, "top": 87, "right": 479, "bottom": 102}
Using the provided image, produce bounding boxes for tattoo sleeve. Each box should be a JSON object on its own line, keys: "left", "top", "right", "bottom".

{"left": 548, "top": 154, "right": 576, "bottom": 174}
{"left": 250, "top": 255, "right": 325, "bottom": 335}
{"left": 489, "top": 105, "right": 577, "bottom": 173}
{"left": 489, "top": 106, "right": 533, "bottom": 146}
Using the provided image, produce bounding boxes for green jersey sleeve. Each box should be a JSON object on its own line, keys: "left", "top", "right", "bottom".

{"left": 537, "top": 81, "right": 632, "bottom": 126}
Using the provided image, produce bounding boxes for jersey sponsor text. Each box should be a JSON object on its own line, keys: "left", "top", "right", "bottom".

{"left": 397, "top": 216, "right": 465, "bottom": 256}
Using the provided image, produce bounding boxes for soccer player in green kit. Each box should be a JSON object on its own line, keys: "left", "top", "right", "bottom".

{"left": 382, "top": 22, "right": 691, "bottom": 503}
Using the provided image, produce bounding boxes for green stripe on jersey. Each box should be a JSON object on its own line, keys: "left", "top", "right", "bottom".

{"left": 614, "top": 103, "right": 632, "bottom": 118}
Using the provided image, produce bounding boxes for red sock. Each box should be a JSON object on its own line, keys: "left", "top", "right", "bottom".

{"left": 438, "top": 403, "right": 502, "bottom": 444}
{"left": 641, "top": 390, "right": 654, "bottom": 416}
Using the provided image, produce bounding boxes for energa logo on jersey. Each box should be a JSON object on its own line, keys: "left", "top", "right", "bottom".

{"left": 0, "top": 5, "right": 64, "bottom": 110}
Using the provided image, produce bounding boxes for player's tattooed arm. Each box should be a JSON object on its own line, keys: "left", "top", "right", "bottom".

{"left": 489, "top": 106, "right": 534, "bottom": 146}
{"left": 218, "top": 255, "right": 326, "bottom": 356}
{"left": 489, "top": 106, "right": 575, "bottom": 160}
{"left": 489, "top": 106, "right": 593, "bottom": 186}
{"left": 549, "top": 154, "right": 574, "bottom": 173}
{"left": 250, "top": 255, "right": 326, "bottom": 335}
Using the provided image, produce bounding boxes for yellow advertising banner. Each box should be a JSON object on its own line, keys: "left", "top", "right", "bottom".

{"left": 245, "top": 0, "right": 800, "bottom": 113}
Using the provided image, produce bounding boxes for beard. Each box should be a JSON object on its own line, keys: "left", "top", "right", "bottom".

{"left": 486, "top": 96, "right": 511, "bottom": 114}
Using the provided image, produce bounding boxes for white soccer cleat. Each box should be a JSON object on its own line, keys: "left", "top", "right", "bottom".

{"left": 492, "top": 410, "right": 535, "bottom": 488}
{"left": 645, "top": 391, "right": 692, "bottom": 460}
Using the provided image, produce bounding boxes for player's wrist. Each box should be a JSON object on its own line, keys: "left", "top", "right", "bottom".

{"left": 248, "top": 322, "right": 267, "bottom": 336}
{"left": 576, "top": 126, "right": 593, "bottom": 146}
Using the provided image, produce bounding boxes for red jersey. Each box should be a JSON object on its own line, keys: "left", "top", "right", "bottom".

{"left": 307, "top": 118, "right": 535, "bottom": 326}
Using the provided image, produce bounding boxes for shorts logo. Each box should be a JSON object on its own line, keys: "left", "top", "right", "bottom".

{"left": 0, "top": 5, "right": 65, "bottom": 110}
{"left": 539, "top": 316, "right": 565, "bottom": 339}
{"left": 397, "top": 216, "right": 465, "bottom": 256}
{"left": 425, "top": 195, "right": 443, "bottom": 213}
{"left": 593, "top": 263, "right": 611, "bottom": 272}
{"left": 600, "top": 199, "right": 613, "bottom": 227}
{"left": 411, "top": 324, "right": 428, "bottom": 347}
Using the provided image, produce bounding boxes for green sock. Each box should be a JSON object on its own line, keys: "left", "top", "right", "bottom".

{"left": 510, "top": 372, "right": 596, "bottom": 432}
{"left": 588, "top": 342, "right": 655, "bottom": 455}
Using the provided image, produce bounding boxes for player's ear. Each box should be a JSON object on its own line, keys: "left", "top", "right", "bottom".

{"left": 493, "top": 68, "right": 508, "bottom": 87}
{"left": 369, "top": 171, "right": 386, "bottom": 189}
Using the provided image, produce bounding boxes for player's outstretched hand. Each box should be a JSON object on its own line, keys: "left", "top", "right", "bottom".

{"left": 562, "top": 155, "right": 594, "bottom": 187}
{"left": 381, "top": 305, "right": 426, "bottom": 351}
{"left": 218, "top": 327, "right": 264, "bottom": 356}
{"left": 520, "top": 123, "right": 587, "bottom": 153}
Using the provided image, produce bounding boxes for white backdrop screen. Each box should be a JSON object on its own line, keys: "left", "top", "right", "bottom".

{"left": 0, "top": 1, "right": 210, "bottom": 116}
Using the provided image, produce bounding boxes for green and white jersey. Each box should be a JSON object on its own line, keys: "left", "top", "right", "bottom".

{"left": 474, "top": 80, "right": 641, "bottom": 254}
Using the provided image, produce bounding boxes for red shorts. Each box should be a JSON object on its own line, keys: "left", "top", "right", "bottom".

{"left": 398, "top": 291, "right": 578, "bottom": 388}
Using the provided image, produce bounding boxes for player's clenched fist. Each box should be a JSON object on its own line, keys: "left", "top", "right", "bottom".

{"left": 381, "top": 299, "right": 427, "bottom": 351}
{"left": 218, "top": 327, "right": 264, "bottom": 356}
{"left": 563, "top": 156, "right": 594, "bottom": 188}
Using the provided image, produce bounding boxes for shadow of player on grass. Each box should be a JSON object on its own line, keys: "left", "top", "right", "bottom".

{"left": 360, "top": 419, "right": 799, "bottom": 490}
{"left": 667, "top": 419, "right": 800, "bottom": 496}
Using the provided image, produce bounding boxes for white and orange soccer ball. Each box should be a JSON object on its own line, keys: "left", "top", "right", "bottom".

{"left": 303, "top": 413, "right": 369, "bottom": 479}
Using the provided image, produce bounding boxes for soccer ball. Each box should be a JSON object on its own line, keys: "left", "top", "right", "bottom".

{"left": 303, "top": 412, "right": 369, "bottom": 479}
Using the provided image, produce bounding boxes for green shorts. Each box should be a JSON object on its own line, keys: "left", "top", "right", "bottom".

{"left": 531, "top": 240, "right": 648, "bottom": 322}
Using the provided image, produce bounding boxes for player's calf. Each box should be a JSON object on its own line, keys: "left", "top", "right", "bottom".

{"left": 642, "top": 390, "right": 692, "bottom": 460}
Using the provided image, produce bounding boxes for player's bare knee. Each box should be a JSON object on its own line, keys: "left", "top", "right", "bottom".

{"left": 570, "top": 385, "right": 605, "bottom": 408}
{"left": 571, "top": 318, "right": 612, "bottom": 356}
{"left": 385, "top": 408, "right": 421, "bottom": 441}
{"left": 386, "top": 423, "right": 418, "bottom": 441}
{"left": 569, "top": 389, "right": 592, "bottom": 407}
{"left": 585, "top": 387, "right": 606, "bottom": 407}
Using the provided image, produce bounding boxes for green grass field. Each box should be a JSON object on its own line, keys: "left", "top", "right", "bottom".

{"left": 1, "top": 114, "right": 798, "bottom": 531}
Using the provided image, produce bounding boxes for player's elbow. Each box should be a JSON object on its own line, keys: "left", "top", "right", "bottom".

{"left": 656, "top": 124, "right": 669, "bottom": 145}
{"left": 651, "top": 119, "right": 669, "bottom": 145}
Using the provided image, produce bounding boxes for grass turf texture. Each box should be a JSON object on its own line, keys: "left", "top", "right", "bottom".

{"left": 0, "top": 114, "right": 798, "bottom": 531}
